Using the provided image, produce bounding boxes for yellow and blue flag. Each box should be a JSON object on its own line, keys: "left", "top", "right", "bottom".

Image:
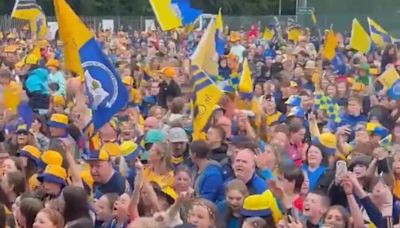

{"left": 378, "top": 67, "right": 400, "bottom": 89}
{"left": 215, "top": 8, "right": 225, "bottom": 56}
{"left": 349, "top": 18, "right": 372, "bottom": 53}
{"left": 54, "top": 0, "right": 128, "bottom": 132}
{"left": 238, "top": 58, "right": 253, "bottom": 100}
{"left": 149, "top": 0, "right": 201, "bottom": 31}
{"left": 11, "top": 0, "right": 47, "bottom": 39}
{"left": 379, "top": 134, "right": 392, "bottom": 149}
{"left": 377, "top": 67, "right": 400, "bottom": 100}
{"left": 191, "top": 19, "right": 219, "bottom": 77}
{"left": 367, "top": 17, "right": 391, "bottom": 47}
{"left": 314, "top": 92, "right": 341, "bottom": 123}
{"left": 191, "top": 65, "right": 223, "bottom": 140}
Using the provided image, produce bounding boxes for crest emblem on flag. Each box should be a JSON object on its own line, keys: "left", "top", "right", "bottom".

{"left": 82, "top": 61, "right": 119, "bottom": 110}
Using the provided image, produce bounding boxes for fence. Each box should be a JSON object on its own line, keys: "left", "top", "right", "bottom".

{"left": 1, "top": 13, "right": 400, "bottom": 36}
{"left": 0, "top": 15, "right": 300, "bottom": 34}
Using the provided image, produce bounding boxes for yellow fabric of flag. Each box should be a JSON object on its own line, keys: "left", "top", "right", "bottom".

{"left": 54, "top": 0, "right": 93, "bottom": 78}
{"left": 190, "top": 20, "right": 219, "bottom": 76}
{"left": 149, "top": 0, "right": 181, "bottom": 31}
{"left": 350, "top": 18, "right": 371, "bottom": 53}
{"left": 322, "top": 29, "right": 337, "bottom": 60}
{"left": 262, "top": 27, "right": 274, "bottom": 40}
{"left": 215, "top": 8, "right": 223, "bottom": 30}
{"left": 378, "top": 67, "right": 400, "bottom": 89}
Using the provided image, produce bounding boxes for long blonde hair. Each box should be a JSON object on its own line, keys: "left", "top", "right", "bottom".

{"left": 152, "top": 142, "right": 172, "bottom": 172}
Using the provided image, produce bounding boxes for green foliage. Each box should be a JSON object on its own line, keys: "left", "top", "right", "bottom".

{"left": 1, "top": 0, "right": 295, "bottom": 16}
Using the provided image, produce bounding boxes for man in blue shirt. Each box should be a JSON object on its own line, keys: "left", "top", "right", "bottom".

{"left": 83, "top": 148, "right": 126, "bottom": 199}
{"left": 233, "top": 148, "right": 267, "bottom": 194}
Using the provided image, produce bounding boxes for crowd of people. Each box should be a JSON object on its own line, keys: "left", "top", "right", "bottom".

{"left": 0, "top": 18, "right": 399, "bottom": 228}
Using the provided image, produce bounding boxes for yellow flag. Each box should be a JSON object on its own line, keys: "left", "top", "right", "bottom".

{"left": 321, "top": 29, "right": 337, "bottom": 60}
{"left": 349, "top": 18, "right": 371, "bottom": 53}
{"left": 237, "top": 58, "right": 254, "bottom": 100}
{"left": 238, "top": 58, "right": 252, "bottom": 94}
{"left": 215, "top": 8, "right": 223, "bottom": 30}
{"left": 54, "top": 0, "right": 93, "bottom": 78}
{"left": 190, "top": 20, "right": 219, "bottom": 76}
{"left": 287, "top": 27, "right": 302, "bottom": 42}
{"left": 311, "top": 9, "right": 317, "bottom": 25}
{"left": 262, "top": 27, "right": 274, "bottom": 41}
{"left": 192, "top": 70, "right": 222, "bottom": 140}
{"left": 378, "top": 67, "right": 400, "bottom": 89}
{"left": 149, "top": 0, "right": 181, "bottom": 31}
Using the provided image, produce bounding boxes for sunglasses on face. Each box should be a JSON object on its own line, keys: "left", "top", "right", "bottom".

{"left": 144, "top": 143, "right": 153, "bottom": 151}
{"left": 16, "top": 130, "right": 28, "bottom": 135}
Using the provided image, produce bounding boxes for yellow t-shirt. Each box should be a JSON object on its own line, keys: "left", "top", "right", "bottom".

{"left": 143, "top": 167, "right": 174, "bottom": 189}
{"left": 29, "top": 173, "right": 40, "bottom": 191}
{"left": 265, "top": 112, "right": 284, "bottom": 126}
{"left": 3, "top": 81, "right": 22, "bottom": 114}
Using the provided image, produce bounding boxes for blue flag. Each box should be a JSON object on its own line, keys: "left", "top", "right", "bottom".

{"left": 171, "top": 0, "right": 202, "bottom": 26}
{"left": 80, "top": 39, "right": 129, "bottom": 131}
{"left": 331, "top": 51, "right": 346, "bottom": 75}
{"left": 55, "top": 0, "right": 129, "bottom": 133}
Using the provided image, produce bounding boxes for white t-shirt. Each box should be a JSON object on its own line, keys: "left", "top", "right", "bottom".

{"left": 230, "top": 45, "right": 246, "bottom": 63}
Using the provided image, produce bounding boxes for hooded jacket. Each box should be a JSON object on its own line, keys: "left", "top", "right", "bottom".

{"left": 23, "top": 67, "right": 50, "bottom": 110}
{"left": 193, "top": 160, "right": 225, "bottom": 203}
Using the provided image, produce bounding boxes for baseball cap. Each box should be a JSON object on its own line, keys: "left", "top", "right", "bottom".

{"left": 168, "top": 127, "right": 189, "bottom": 143}
{"left": 144, "top": 129, "right": 165, "bottom": 144}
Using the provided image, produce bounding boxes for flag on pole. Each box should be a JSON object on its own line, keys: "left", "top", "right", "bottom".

{"left": 378, "top": 67, "right": 400, "bottom": 89}
{"left": 54, "top": 0, "right": 128, "bottom": 133}
{"left": 367, "top": 17, "right": 391, "bottom": 47}
{"left": 349, "top": 18, "right": 372, "bottom": 53}
{"left": 191, "top": 19, "right": 219, "bottom": 77}
{"left": 11, "top": 0, "right": 47, "bottom": 39}
{"left": 287, "top": 27, "right": 302, "bottom": 42}
{"left": 238, "top": 58, "right": 253, "bottom": 100}
{"left": 149, "top": 0, "right": 201, "bottom": 31}
{"left": 311, "top": 9, "right": 317, "bottom": 25}
{"left": 215, "top": 8, "right": 225, "bottom": 56}
{"left": 262, "top": 27, "right": 275, "bottom": 41}
{"left": 321, "top": 28, "right": 337, "bottom": 60}
{"left": 191, "top": 65, "right": 223, "bottom": 140}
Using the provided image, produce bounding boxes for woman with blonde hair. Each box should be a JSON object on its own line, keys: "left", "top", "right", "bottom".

{"left": 256, "top": 144, "right": 282, "bottom": 181}
{"left": 143, "top": 142, "right": 174, "bottom": 189}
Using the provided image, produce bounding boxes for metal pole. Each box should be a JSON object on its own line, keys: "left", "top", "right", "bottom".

{"left": 279, "top": 0, "right": 282, "bottom": 16}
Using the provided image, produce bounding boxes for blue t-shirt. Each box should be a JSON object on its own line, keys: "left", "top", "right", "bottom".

{"left": 246, "top": 173, "right": 268, "bottom": 194}
{"left": 301, "top": 164, "right": 326, "bottom": 191}
{"left": 94, "top": 171, "right": 126, "bottom": 199}
{"left": 216, "top": 201, "right": 240, "bottom": 228}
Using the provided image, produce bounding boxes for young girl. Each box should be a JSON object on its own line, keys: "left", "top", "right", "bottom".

{"left": 217, "top": 179, "right": 249, "bottom": 228}
{"left": 187, "top": 199, "right": 219, "bottom": 228}
{"left": 323, "top": 206, "right": 350, "bottom": 228}
{"left": 33, "top": 208, "right": 64, "bottom": 228}
{"left": 95, "top": 193, "right": 119, "bottom": 228}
